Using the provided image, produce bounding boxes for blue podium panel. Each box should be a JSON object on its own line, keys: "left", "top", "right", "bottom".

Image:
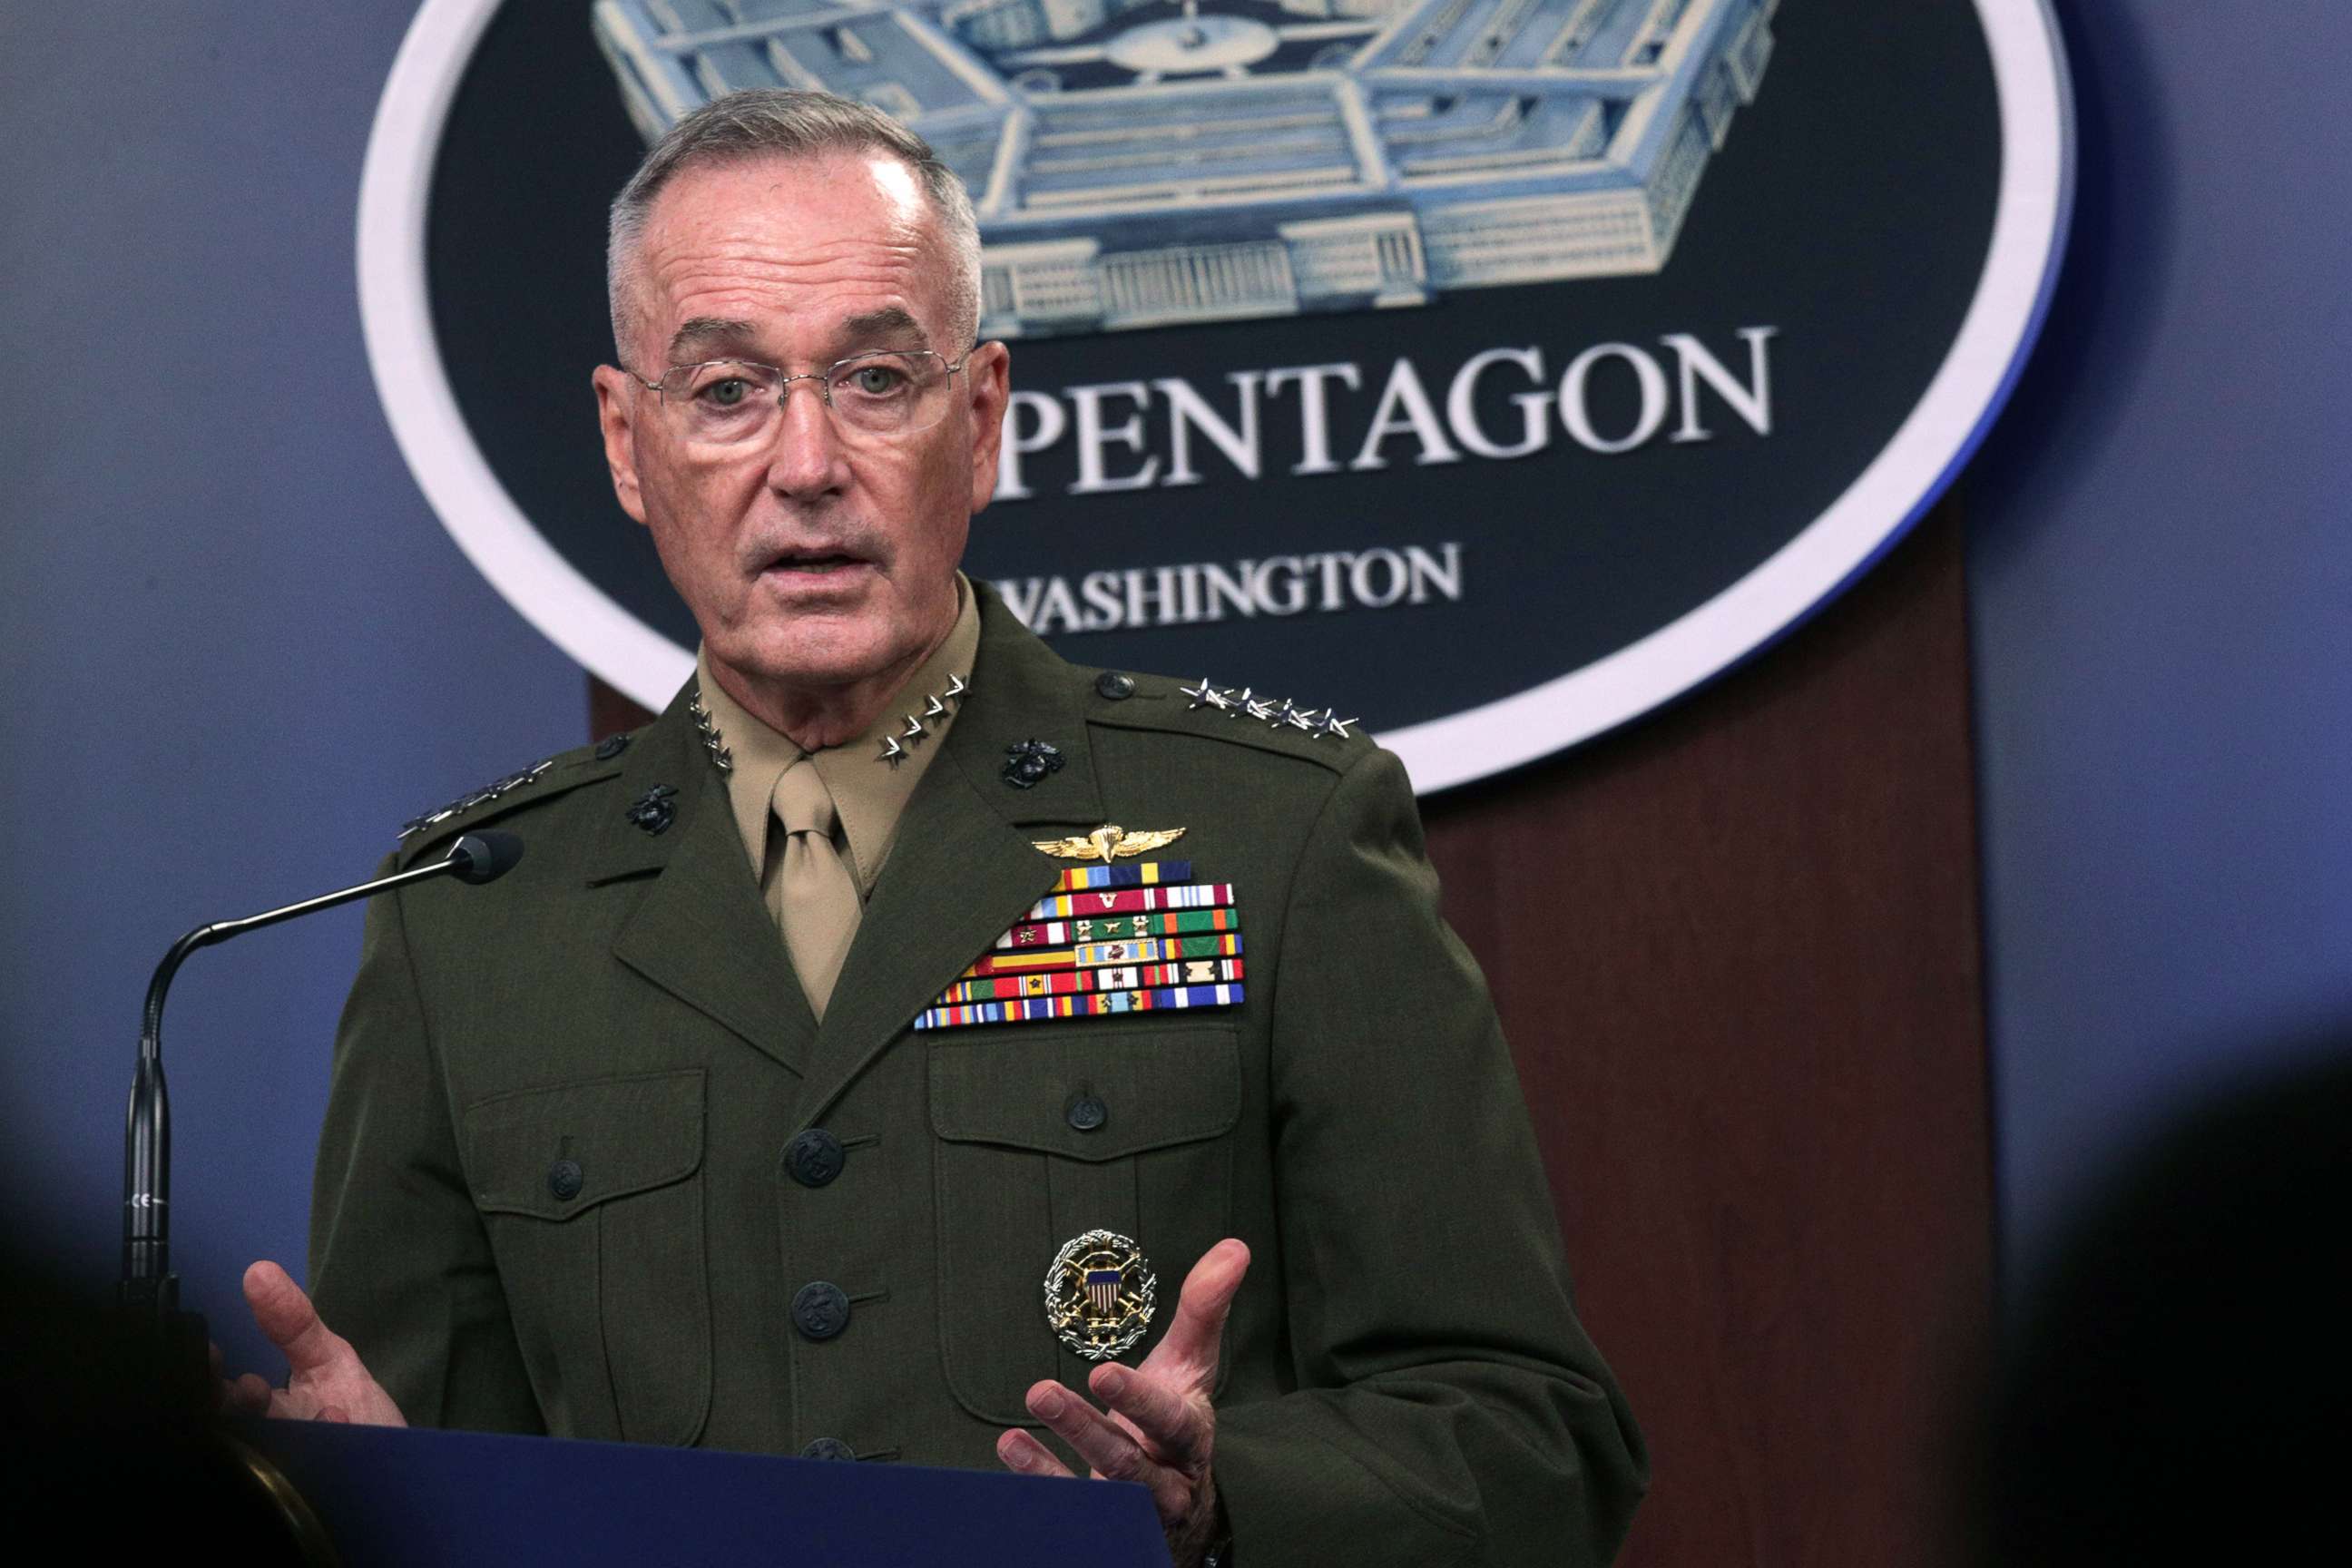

{"left": 243, "top": 1420, "right": 1170, "bottom": 1568}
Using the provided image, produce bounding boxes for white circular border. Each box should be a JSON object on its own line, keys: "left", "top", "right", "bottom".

{"left": 358, "top": 0, "right": 2073, "bottom": 794}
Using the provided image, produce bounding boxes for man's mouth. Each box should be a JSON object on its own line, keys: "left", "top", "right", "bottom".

{"left": 760, "top": 549, "right": 868, "bottom": 576}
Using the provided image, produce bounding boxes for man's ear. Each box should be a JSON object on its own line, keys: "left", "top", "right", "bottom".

{"left": 964, "top": 339, "right": 1012, "bottom": 516}
{"left": 593, "top": 365, "right": 649, "bottom": 525}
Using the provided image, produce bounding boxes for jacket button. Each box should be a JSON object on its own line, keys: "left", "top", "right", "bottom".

{"left": 1065, "top": 1092, "right": 1108, "bottom": 1132}
{"left": 594, "top": 733, "right": 632, "bottom": 760}
{"left": 793, "top": 1281, "right": 851, "bottom": 1341}
{"left": 547, "top": 1160, "right": 583, "bottom": 1201}
{"left": 800, "top": 1436, "right": 856, "bottom": 1462}
{"left": 1094, "top": 671, "right": 1135, "bottom": 701}
{"left": 785, "top": 1128, "right": 845, "bottom": 1188}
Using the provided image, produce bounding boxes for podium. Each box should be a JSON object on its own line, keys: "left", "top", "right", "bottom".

{"left": 241, "top": 1420, "right": 1171, "bottom": 1566}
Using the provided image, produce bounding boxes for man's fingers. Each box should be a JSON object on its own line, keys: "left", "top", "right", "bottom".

{"left": 1142, "top": 1238, "right": 1250, "bottom": 1379}
{"left": 1023, "top": 1382, "right": 1200, "bottom": 1524}
{"left": 1091, "top": 1363, "right": 1208, "bottom": 1465}
{"left": 242, "top": 1259, "right": 348, "bottom": 1376}
{"left": 995, "top": 1427, "right": 1076, "bottom": 1478}
{"left": 1025, "top": 1380, "right": 1162, "bottom": 1485}
{"left": 266, "top": 1385, "right": 324, "bottom": 1422}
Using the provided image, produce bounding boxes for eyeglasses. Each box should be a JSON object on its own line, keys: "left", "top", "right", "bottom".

{"left": 625, "top": 348, "right": 973, "bottom": 447}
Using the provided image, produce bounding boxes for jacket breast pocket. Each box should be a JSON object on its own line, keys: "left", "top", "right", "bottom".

{"left": 928, "top": 1026, "right": 1240, "bottom": 1425}
{"left": 463, "top": 1069, "right": 710, "bottom": 1446}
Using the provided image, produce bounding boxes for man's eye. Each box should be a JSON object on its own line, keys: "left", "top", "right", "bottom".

{"left": 701, "top": 377, "right": 752, "bottom": 407}
{"left": 847, "top": 365, "right": 906, "bottom": 397}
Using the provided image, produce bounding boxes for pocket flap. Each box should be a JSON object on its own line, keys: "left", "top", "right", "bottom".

{"left": 464, "top": 1070, "right": 705, "bottom": 1220}
{"left": 928, "top": 1028, "right": 1239, "bottom": 1162}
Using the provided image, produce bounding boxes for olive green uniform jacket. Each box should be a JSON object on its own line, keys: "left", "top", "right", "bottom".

{"left": 310, "top": 588, "right": 1646, "bottom": 1564}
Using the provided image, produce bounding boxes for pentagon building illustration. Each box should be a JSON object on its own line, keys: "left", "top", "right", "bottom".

{"left": 593, "top": 0, "right": 1779, "bottom": 338}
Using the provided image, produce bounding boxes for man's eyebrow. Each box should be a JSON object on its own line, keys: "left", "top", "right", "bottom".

{"left": 663, "top": 308, "right": 933, "bottom": 365}
{"left": 666, "top": 317, "right": 758, "bottom": 362}
{"left": 840, "top": 307, "right": 929, "bottom": 347}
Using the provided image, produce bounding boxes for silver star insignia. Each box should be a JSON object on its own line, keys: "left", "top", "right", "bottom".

{"left": 1243, "top": 694, "right": 1279, "bottom": 721}
{"left": 878, "top": 735, "right": 906, "bottom": 766}
{"left": 923, "top": 693, "right": 948, "bottom": 719}
{"left": 1318, "top": 712, "right": 1358, "bottom": 740}
{"left": 901, "top": 714, "right": 926, "bottom": 740}
{"left": 1279, "top": 701, "right": 1318, "bottom": 733}
{"left": 1180, "top": 678, "right": 1231, "bottom": 712}
{"left": 944, "top": 673, "right": 968, "bottom": 701}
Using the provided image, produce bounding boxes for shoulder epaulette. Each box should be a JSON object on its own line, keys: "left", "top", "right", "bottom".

{"left": 1169, "top": 677, "right": 1362, "bottom": 742}
{"left": 1082, "top": 668, "right": 1370, "bottom": 769}
{"left": 393, "top": 740, "right": 632, "bottom": 865}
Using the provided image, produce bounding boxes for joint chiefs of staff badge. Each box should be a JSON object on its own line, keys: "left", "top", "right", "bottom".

{"left": 1044, "top": 1230, "right": 1157, "bottom": 1362}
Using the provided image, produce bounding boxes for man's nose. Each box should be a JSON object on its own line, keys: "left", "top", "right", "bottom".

{"left": 763, "top": 379, "right": 850, "bottom": 497}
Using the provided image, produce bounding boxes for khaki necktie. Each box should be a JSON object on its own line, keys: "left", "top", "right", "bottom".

{"left": 768, "top": 759, "right": 862, "bottom": 1020}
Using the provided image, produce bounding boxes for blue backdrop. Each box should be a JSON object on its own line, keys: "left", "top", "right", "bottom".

{"left": 3, "top": 1, "right": 2345, "bottom": 1380}
{"left": 1966, "top": 0, "right": 2352, "bottom": 1280}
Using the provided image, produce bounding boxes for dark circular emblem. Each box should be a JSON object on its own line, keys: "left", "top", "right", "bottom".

{"left": 785, "top": 1129, "right": 846, "bottom": 1189}
{"left": 792, "top": 1281, "right": 852, "bottom": 1342}
{"left": 547, "top": 1159, "right": 583, "bottom": 1202}
{"left": 364, "top": 0, "right": 2071, "bottom": 792}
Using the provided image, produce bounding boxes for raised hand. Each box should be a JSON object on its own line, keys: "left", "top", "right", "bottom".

{"left": 220, "top": 1260, "right": 407, "bottom": 1427}
{"left": 996, "top": 1239, "right": 1250, "bottom": 1568}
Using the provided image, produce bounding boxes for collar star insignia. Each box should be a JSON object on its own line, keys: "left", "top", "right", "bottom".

{"left": 1032, "top": 824, "right": 1188, "bottom": 863}
{"left": 699, "top": 675, "right": 969, "bottom": 775}
{"left": 688, "top": 685, "right": 733, "bottom": 775}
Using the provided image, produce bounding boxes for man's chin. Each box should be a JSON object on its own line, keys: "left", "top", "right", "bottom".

{"left": 716, "top": 624, "right": 915, "bottom": 696}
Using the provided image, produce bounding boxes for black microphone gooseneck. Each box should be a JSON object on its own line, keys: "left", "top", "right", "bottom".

{"left": 121, "top": 831, "right": 525, "bottom": 1349}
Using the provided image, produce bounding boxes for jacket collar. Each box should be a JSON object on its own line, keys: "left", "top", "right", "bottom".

{"left": 579, "top": 586, "right": 1108, "bottom": 1112}
{"left": 593, "top": 681, "right": 818, "bottom": 1077}
{"left": 794, "top": 583, "right": 1106, "bottom": 1123}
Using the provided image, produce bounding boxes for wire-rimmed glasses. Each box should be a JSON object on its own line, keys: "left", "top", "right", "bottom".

{"left": 626, "top": 348, "right": 974, "bottom": 447}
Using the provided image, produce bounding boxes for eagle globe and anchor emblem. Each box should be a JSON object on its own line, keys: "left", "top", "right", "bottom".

{"left": 593, "top": 0, "right": 1780, "bottom": 338}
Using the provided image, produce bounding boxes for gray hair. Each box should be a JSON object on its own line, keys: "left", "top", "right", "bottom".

{"left": 606, "top": 89, "right": 983, "bottom": 361}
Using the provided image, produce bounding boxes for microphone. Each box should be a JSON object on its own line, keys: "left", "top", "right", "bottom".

{"left": 122, "top": 832, "right": 524, "bottom": 1340}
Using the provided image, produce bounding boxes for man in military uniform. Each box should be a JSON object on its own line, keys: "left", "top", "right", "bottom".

{"left": 230, "top": 91, "right": 1644, "bottom": 1564}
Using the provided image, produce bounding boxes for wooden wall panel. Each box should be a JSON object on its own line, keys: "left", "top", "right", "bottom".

{"left": 1418, "top": 505, "right": 1991, "bottom": 1567}
{"left": 589, "top": 505, "right": 1992, "bottom": 1564}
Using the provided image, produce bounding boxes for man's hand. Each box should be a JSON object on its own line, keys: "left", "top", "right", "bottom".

{"left": 996, "top": 1239, "right": 1249, "bottom": 1568}
{"left": 219, "top": 1260, "right": 407, "bottom": 1427}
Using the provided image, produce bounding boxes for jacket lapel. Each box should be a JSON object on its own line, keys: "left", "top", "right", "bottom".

{"left": 598, "top": 688, "right": 817, "bottom": 1079}
{"left": 791, "top": 589, "right": 1104, "bottom": 1126}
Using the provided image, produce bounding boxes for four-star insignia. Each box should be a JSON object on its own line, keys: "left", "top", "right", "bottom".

{"left": 1175, "top": 679, "right": 1362, "bottom": 741}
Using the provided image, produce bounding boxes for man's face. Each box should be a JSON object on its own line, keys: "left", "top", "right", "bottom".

{"left": 593, "top": 152, "right": 1009, "bottom": 698}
